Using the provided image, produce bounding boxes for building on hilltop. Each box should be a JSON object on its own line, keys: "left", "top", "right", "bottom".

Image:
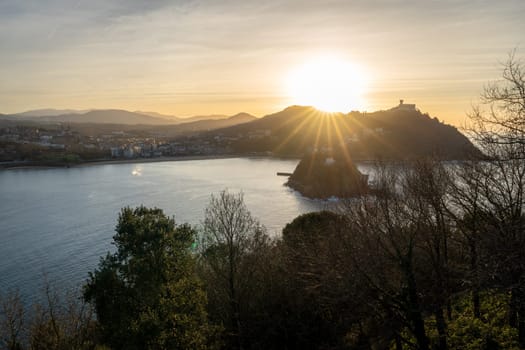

{"left": 396, "top": 99, "right": 416, "bottom": 111}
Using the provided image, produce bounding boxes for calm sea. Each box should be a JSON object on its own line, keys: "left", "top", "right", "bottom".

{"left": 0, "top": 157, "right": 372, "bottom": 303}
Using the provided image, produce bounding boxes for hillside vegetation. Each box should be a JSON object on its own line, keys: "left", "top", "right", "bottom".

{"left": 211, "top": 104, "right": 480, "bottom": 160}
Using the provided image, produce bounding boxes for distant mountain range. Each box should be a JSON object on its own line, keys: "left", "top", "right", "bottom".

{"left": 1, "top": 104, "right": 480, "bottom": 160}
{"left": 135, "top": 111, "right": 230, "bottom": 123}
{"left": 12, "top": 109, "right": 91, "bottom": 117}
{"left": 1, "top": 109, "right": 255, "bottom": 126}
{"left": 151, "top": 113, "right": 258, "bottom": 136}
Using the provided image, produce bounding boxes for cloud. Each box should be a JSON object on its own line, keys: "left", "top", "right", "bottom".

{"left": 0, "top": 0, "right": 181, "bottom": 49}
{"left": 2, "top": 0, "right": 523, "bottom": 55}
{"left": 0, "top": 0, "right": 177, "bottom": 18}
{"left": 0, "top": 0, "right": 524, "bottom": 117}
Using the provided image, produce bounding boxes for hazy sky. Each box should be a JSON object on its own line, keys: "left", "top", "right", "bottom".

{"left": 1, "top": 0, "right": 523, "bottom": 125}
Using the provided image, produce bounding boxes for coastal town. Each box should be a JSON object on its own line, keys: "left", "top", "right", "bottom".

{"left": 0, "top": 101, "right": 461, "bottom": 167}
{"left": 0, "top": 122, "right": 275, "bottom": 165}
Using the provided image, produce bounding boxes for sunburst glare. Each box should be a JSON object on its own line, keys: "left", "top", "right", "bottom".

{"left": 285, "top": 56, "right": 368, "bottom": 112}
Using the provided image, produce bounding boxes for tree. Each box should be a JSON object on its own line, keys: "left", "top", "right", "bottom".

{"left": 83, "top": 206, "right": 215, "bottom": 350}
{"left": 0, "top": 291, "right": 24, "bottom": 350}
{"left": 1, "top": 282, "right": 98, "bottom": 350}
{"left": 403, "top": 159, "right": 460, "bottom": 350}
{"left": 468, "top": 50, "right": 525, "bottom": 150}
{"left": 281, "top": 211, "right": 371, "bottom": 349}
{"left": 343, "top": 165, "right": 432, "bottom": 350}
{"left": 200, "top": 190, "right": 268, "bottom": 349}
{"left": 29, "top": 283, "right": 96, "bottom": 350}
{"left": 460, "top": 51, "right": 525, "bottom": 346}
{"left": 339, "top": 160, "right": 464, "bottom": 349}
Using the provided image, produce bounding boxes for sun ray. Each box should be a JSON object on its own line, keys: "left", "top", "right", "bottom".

{"left": 286, "top": 56, "right": 367, "bottom": 112}
{"left": 349, "top": 113, "right": 402, "bottom": 159}
{"left": 331, "top": 115, "right": 355, "bottom": 167}
{"left": 306, "top": 113, "right": 328, "bottom": 179}
{"left": 325, "top": 113, "right": 334, "bottom": 155}
{"left": 312, "top": 113, "right": 324, "bottom": 152}
{"left": 273, "top": 108, "right": 317, "bottom": 154}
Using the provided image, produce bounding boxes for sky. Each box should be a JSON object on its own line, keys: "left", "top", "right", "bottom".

{"left": 0, "top": 0, "right": 524, "bottom": 125}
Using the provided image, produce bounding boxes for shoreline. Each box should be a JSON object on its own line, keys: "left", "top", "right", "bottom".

{"left": 0, "top": 156, "right": 405, "bottom": 171}
{"left": 77, "top": 154, "right": 242, "bottom": 167}
{"left": 1, "top": 154, "right": 300, "bottom": 170}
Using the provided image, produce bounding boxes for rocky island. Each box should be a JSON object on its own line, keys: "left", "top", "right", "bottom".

{"left": 286, "top": 151, "right": 368, "bottom": 199}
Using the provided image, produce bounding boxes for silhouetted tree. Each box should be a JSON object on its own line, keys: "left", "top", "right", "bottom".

{"left": 461, "top": 51, "right": 525, "bottom": 346}
{"left": 30, "top": 283, "right": 96, "bottom": 350}
{"left": 200, "top": 190, "right": 268, "bottom": 349}
{"left": 1, "top": 282, "right": 98, "bottom": 350}
{"left": 468, "top": 50, "right": 525, "bottom": 150}
{"left": 403, "top": 159, "right": 460, "bottom": 350}
{"left": 344, "top": 165, "right": 431, "bottom": 350}
{"left": 281, "top": 211, "right": 376, "bottom": 349}
{"left": 0, "top": 291, "right": 24, "bottom": 350}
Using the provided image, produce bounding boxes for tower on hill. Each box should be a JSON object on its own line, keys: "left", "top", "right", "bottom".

{"left": 397, "top": 99, "right": 416, "bottom": 111}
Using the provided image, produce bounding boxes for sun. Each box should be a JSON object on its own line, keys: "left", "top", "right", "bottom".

{"left": 285, "top": 56, "right": 368, "bottom": 112}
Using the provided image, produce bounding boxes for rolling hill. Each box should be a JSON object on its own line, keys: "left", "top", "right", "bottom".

{"left": 3, "top": 109, "right": 250, "bottom": 126}
{"left": 208, "top": 105, "right": 480, "bottom": 160}
{"left": 151, "top": 113, "right": 257, "bottom": 136}
{"left": 1, "top": 103, "right": 479, "bottom": 160}
{"left": 11, "top": 109, "right": 90, "bottom": 117}
{"left": 9, "top": 109, "right": 179, "bottom": 125}
{"left": 133, "top": 111, "right": 230, "bottom": 123}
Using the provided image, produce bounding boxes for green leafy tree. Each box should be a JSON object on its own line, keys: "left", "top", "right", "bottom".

{"left": 84, "top": 206, "right": 215, "bottom": 350}
{"left": 394, "top": 292, "right": 520, "bottom": 349}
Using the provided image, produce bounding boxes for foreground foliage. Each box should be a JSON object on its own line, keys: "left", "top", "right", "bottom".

{"left": 83, "top": 206, "right": 217, "bottom": 350}
{"left": 0, "top": 286, "right": 97, "bottom": 350}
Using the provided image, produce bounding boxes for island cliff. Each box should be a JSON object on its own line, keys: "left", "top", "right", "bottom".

{"left": 286, "top": 152, "right": 368, "bottom": 199}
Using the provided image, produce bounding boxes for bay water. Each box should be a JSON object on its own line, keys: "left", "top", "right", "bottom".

{"left": 0, "top": 157, "right": 372, "bottom": 302}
